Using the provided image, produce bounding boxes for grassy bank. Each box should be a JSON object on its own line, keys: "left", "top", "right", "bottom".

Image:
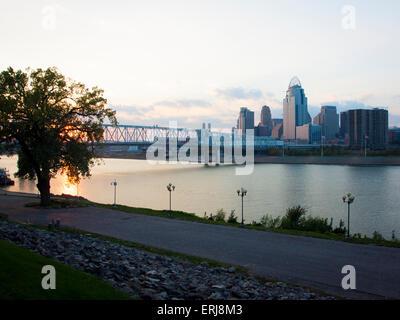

{"left": 0, "top": 239, "right": 131, "bottom": 300}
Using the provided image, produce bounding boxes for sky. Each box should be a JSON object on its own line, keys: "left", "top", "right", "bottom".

{"left": 1, "top": 0, "right": 400, "bottom": 129}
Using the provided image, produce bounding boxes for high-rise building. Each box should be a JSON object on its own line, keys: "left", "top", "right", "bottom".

{"left": 340, "top": 112, "right": 349, "bottom": 139}
{"left": 260, "top": 106, "right": 273, "bottom": 127}
{"left": 238, "top": 107, "right": 254, "bottom": 134}
{"left": 389, "top": 127, "right": 400, "bottom": 145}
{"left": 340, "top": 108, "right": 389, "bottom": 149}
{"left": 283, "top": 77, "right": 311, "bottom": 140}
{"left": 313, "top": 106, "right": 339, "bottom": 139}
{"left": 256, "top": 106, "right": 273, "bottom": 136}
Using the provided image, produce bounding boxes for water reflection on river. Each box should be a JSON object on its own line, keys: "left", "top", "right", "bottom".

{"left": 1, "top": 156, "right": 399, "bottom": 238}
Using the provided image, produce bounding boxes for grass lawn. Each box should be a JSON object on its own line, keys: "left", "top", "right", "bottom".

{"left": 0, "top": 240, "right": 131, "bottom": 300}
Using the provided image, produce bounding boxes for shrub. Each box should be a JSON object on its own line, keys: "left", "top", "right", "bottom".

{"left": 280, "top": 206, "right": 307, "bottom": 230}
{"left": 227, "top": 210, "right": 238, "bottom": 224}
{"left": 260, "top": 214, "right": 281, "bottom": 229}
{"left": 301, "top": 216, "right": 332, "bottom": 233}
{"left": 214, "top": 209, "right": 226, "bottom": 222}
{"left": 372, "top": 231, "right": 384, "bottom": 241}
{"left": 333, "top": 219, "right": 346, "bottom": 234}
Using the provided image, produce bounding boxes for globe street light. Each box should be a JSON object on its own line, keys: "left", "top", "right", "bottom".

{"left": 167, "top": 183, "right": 175, "bottom": 217}
{"left": 111, "top": 179, "right": 117, "bottom": 207}
{"left": 237, "top": 187, "right": 247, "bottom": 226}
{"left": 342, "top": 193, "right": 355, "bottom": 238}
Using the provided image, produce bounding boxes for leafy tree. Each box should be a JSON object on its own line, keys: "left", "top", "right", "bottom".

{"left": 0, "top": 67, "right": 117, "bottom": 206}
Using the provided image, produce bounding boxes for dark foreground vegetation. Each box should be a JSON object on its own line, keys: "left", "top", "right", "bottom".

{"left": 0, "top": 239, "right": 130, "bottom": 300}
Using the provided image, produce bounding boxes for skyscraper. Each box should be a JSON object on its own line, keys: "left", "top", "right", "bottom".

{"left": 313, "top": 106, "right": 339, "bottom": 139}
{"left": 238, "top": 107, "right": 254, "bottom": 135}
{"left": 283, "top": 77, "right": 311, "bottom": 140}
{"left": 340, "top": 111, "right": 349, "bottom": 139}
{"left": 256, "top": 105, "right": 273, "bottom": 136}
{"left": 340, "top": 108, "right": 388, "bottom": 149}
{"left": 260, "top": 106, "right": 272, "bottom": 127}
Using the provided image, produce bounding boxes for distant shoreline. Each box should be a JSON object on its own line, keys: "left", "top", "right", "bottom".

{"left": 253, "top": 155, "right": 400, "bottom": 166}
{"left": 100, "top": 152, "right": 400, "bottom": 167}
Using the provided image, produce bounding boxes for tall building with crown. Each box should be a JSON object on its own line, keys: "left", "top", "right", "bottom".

{"left": 283, "top": 77, "right": 311, "bottom": 140}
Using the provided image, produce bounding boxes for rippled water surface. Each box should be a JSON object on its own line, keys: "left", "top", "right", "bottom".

{"left": 1, "top": 156, "right": 399, "bottom": 238}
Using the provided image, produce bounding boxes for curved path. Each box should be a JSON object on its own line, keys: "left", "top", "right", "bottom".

{"left": 1, "top": 194, "right": 399, "bottom": 299}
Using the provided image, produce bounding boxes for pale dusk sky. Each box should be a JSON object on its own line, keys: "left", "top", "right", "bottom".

{"left": 1, "top": 0, "right": 399, "bottom": 129}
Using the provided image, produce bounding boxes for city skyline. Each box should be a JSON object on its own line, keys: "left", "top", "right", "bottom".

{"left": 1, "top": 0, "right": 399, "bottom": 129}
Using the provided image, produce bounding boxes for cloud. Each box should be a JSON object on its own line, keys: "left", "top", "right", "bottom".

{"left": 110, "top": 85, "right": 286, "bottom": 130}
{"left": 111, "top": 99, "right": 221, "bottom": 129}
{"left": 214, "top": 87, "right": 264, "bottom": 100}
{"left": 154, "top": 99, "right": 211, "bottom": 108}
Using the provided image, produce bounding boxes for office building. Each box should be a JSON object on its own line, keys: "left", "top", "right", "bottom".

{"left": 271, "top": 123, "right": 283, "bottom": 139}
{"left": 238, "top": 107, "right": 254, "bottom": 135}
{"left": 283, "top": 77, "right": 311, "bottom": 140}
{"left": 313, "top": 106, "right": 339, "bottom": 139}
{"left": 340, "top": 108, "right": 388, "bottom": 149}
{"left": 389, "top": 127, "right": 400, "bottom": 145}
{"left": 256, "top": 106, "right": 273, "bottom": 136}
{"left": 296, "top": 124, "right": 322, "bottom": 144}
{"left": 340, "top": 112, "right": 349, "bottom": 139}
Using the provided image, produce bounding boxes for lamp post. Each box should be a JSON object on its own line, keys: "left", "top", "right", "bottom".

{"left": 237, "top": 187, "right": 247, "bottom": 226}
{"left": 111, "top": 180, "right": 117, "bottom": 207}
{"left": 167, "top": 183, "right": 175, "bottom": 217}
{"left": 342, "top": 193, "right": 355, "bottom": 238}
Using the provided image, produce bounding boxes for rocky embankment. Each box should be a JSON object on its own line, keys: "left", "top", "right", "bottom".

{"left": 0, "top": 221, "right": 334, "bottom": 300}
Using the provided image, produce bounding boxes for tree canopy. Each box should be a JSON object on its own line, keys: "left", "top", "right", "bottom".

{"left": 0, "top": 67, "right": 117, "bottom": 205}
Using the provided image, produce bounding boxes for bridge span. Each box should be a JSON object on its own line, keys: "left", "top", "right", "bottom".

{"left": 102, "top": 124, "right": 283, "bottom": 149}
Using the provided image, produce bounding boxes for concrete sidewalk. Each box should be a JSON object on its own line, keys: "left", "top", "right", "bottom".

{"left": 1, "top": 194, "right": 399, "bottom": 299}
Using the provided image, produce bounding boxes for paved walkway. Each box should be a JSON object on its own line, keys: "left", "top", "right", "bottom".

{"left": 1, "top": 194, "right": 399, "bottom": 299}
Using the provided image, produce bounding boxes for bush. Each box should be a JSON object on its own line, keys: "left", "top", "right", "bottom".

{"left": 227, "top": 210, "right": 238, "bottom": 224}
{"left": 372, "top": 231, "right": 384, "bottom": 241}
{"left": 280, "top": 206, "right": 307, "bottom": 230}
{"left": 301, "top": 216, "right": 332, "bottom": 233}
{"left": 260, "top": 214, "right": 281, "bottom": 229}
{"left": 333, "top": 219, "right": 346, "bottom": 235}
{"left": 214, "top": 209, "right": 226, "bottom": 222}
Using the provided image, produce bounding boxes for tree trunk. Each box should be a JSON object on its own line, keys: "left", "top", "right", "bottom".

{"left": 37, "top": 176, "right": 51, "bottom": 206}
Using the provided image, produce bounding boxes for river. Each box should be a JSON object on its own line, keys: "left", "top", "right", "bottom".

{"left": 1, "top": 156, "right": 399, "bottom": 239}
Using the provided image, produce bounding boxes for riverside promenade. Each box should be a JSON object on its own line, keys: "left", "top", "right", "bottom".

{"left": 1, "top": 193, "right": 399, "bottom": 300}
